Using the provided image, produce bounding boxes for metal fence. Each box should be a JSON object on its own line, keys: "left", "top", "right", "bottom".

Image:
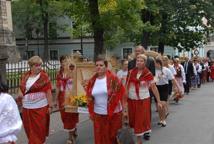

{"left": 6, "top": 60, "right": 60, "bottom": 95}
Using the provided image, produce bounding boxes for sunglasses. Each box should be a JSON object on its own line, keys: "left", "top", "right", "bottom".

{"left": 34, "top": 64, "right": 42, "bottom": 67}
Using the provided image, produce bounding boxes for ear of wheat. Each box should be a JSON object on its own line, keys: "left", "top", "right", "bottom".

{"left": 145, "top": 51, "right": 160, "bottom": 58}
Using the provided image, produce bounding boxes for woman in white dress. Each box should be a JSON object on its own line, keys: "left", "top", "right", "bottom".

{"left": 173, "top": 58, "right": 186, "bottom": 102}
{"left": 0, "top": 75, "right": 22, "bottom": 144}
{"left": 117, "top": 59, "right": 128, "bottom": 85}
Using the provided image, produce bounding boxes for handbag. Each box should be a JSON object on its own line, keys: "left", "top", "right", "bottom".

{"left": 116, "top": 124, "right": 135, "bottom": 144}
{"left": 116, "top": 107, "right": 135, "bottom": 144}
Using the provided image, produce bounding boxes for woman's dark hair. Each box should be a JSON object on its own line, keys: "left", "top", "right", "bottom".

{"left": 95, "top": 55, "right": 108, "bottom": 67}
{"left": 0, "top": 75, "right": 8, "bottom": 93}
{"left": 60, "top": 55, "right": 66, "bottom": 63}
{"left": 155, "top": 57, "right": 163, "bottom": 74}
{"left": 155, "top": 58, "right": 163, "bottom": 67}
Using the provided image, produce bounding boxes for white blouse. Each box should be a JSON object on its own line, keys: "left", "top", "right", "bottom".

{"left": 23, "top": 73, "right": 48, "bottom": 109}
{"left": 128, "top": 80, "right": 153, "bottom": 100}
{"left": 0, "top": 93, "right": 22, "bottom": 143}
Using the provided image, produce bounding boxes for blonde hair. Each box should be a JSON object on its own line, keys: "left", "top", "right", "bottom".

{"left": 137, "top": 54, "right": 147, "bottom": 62}
{"left": 135, "top": 45, "right": 145, "bottom": 54}
{"left": 28, "top": 56, "right": 43, "bottom": 67}
{"left": 162, "top": 56, "right": 169, "bottom": 61}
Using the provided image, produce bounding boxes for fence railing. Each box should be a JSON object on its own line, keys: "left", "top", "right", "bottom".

{"left": 6, "top": 60, "right": 60, "bottom": 95}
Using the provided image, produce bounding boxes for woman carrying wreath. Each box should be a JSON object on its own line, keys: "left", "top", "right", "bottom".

{"left": 56, "top": 56, "right": 79, "bottom": 144}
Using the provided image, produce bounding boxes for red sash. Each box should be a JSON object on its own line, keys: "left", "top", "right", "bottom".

{"left": 20, "top": 70, "right": 52, "bottom": 95}
{"left": 56, "top": 70, "right": 70, "bottom": 92}
{"left": 86, "top": 70, "right": 125, "bottom": 119}
{"left": 126, "top": 67, "right": 153, "bottom": 98}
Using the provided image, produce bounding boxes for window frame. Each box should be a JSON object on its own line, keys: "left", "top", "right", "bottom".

{"left": 122, "top": 47, "right": 133, "bottom": 59}
{"left": 49, "top": 49, "right": 59, "bottom": 60}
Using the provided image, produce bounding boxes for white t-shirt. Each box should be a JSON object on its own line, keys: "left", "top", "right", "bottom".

{"left": 92, "top": 77, "right": 108, "bottom": 115}
{"left": 92, "top": 77, "right": 122, "bottom": 115}
{"left": 117, "top": 69, "right": 128, "bottom": 85}
{"left": 155, "top": 67, "right": 174, "bottom": 85}
{"left": 0, "top": 93, "right": 22, "bottom": 143}
{"left": 168, "top": 65, "right": 176, "bottom": 76}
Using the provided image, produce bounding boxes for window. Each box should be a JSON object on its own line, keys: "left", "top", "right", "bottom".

{"left": 150, "top": 47, "right": 158, "bottom": 52}
{"left": 73, "top": 49, "right": 82, "bottom": 55}
{"left": 123, "top": 48, "right": 132, "bottom": 59}
{"left": 26, "top": 51, "right": 35, "bottom": 59}
{"left": 50, "top": 50, "right": 58, "bottom": 60}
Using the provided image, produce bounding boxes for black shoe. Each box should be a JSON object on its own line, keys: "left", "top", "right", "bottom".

{"left": 161, "top": 121, "right": 166, "bottom": 127}
{"left": 161, "top": 123, "right": 166, "bottom": 127}
{"left": 174, "top": 98, "right": 179, "bottom": 103}
{"left": 143, "top": 133, "right": 150, "bottom": 140}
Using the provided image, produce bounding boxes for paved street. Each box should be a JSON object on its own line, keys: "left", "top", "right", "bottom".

{"left": 17, "top": 82, "right": 214, "bottom": 144}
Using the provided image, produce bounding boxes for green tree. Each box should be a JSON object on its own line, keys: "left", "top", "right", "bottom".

{"left": 169, "top": 0, "right": 211, "bottom": 52}
{"left": 65, "top": 0, "right": 145, "bottom": 59}
{"left": 140, "top": 0, "right": 160, "bottom": 49}
{"left": 12, "top": 0, "right": 66, "bottom": 60}
{"left": 140, "top": 0, "right": 214, "bottom": 54}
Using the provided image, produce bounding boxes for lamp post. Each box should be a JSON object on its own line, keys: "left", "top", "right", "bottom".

{"left": 37, "top": 36, "right": 40, "bottom": 56}
{"left": 36, "top": 29, "right": 40, "bottom": 56}
{"left": 80, "top": 25, "right": 83, "bottom": 56}
{"left": 25, "top": 37, "right": 29, "bottom": 59}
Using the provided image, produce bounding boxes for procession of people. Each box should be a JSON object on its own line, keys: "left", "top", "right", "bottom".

{"left": 1, "top": 45, "right": 214, "bottom": 144}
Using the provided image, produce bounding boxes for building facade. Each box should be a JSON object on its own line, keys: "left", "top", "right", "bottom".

{"left": 13, "top": 10, "right": 207, "bottom": 61}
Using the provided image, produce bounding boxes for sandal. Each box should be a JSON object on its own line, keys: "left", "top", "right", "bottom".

{"left": 74, "top": 128, "right": 78, "bottom": 138}
{"left": 66, "top": 140, "right": 73, "bottom": 144}
{"left": 71, "top": 135, "right": 76, "bottom": 144}
{"left": 67, "top": 133, "right": 76, "bottom": 144}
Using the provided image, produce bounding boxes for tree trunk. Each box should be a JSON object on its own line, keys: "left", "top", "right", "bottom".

{"left": 43, "top": 12, "right": 49, "bottom": 61}
{"left": 158, "top": 41, "right": 164, "bottom": 55}
{"left": 39, "top": 0, "right": 49, "bottom": 61}
{"left": 141, "top": 31, "right": 149, "bottom": 50}
{"left": 141, "top": 9, "right": 153, "bottom": 49}
{"left": 88, "top": 0, "right": 104, "bottom": 60}
{"left": 158, "top": 13, "right": 167, "bottom": 55}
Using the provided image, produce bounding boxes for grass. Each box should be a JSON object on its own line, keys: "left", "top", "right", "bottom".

{"left": 6, "top": 69, "right": 58, "bottom": 94}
